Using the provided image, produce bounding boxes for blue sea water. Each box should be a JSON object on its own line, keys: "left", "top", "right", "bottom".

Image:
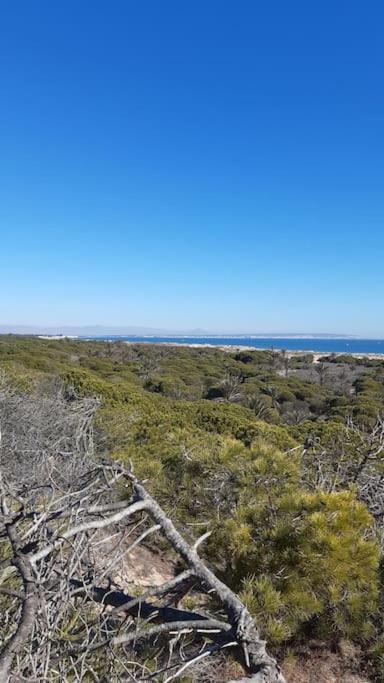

{"left": 82, "top": 336, "right": 384, "bottom": 355}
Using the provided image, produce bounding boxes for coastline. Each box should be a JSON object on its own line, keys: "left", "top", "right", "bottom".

{"left": 122, "top": 340, "right": 384, "bottom": 361}
{"left": 30, "top": 334, "right": 384, "bottom": 360}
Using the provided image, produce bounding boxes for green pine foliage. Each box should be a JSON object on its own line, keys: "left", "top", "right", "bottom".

{"left": 1, "top": 334, "right": 384, "bottom": 672}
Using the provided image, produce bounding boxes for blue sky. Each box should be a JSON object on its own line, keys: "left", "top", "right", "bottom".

{"left": 1, "top": 1, "right": 383, "bottom": 335}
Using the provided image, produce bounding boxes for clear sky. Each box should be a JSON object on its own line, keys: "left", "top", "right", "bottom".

{"left": 1, "top": 1, "right": 383, "bottom": 335}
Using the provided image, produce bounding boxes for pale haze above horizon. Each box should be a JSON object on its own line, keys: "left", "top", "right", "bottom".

{"left": 1, "top": 2, "right": 383, "bottom": 337}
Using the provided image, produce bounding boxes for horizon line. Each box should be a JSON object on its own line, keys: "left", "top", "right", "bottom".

{"left": 0, "top": 324, "right": 382, "bottom": 339}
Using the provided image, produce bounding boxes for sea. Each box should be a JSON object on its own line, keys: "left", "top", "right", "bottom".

{"left": 81, "top": 336, "right": 384, "bottom": 355}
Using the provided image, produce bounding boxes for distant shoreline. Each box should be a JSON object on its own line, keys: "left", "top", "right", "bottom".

{"left": 30, "top": 334, "right": 384, "bottom": 358}
{"left": 120, "top": 340, "right": 384, "bottom": 360}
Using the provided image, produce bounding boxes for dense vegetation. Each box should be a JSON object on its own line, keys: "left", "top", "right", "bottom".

{"left": 1, "top": 335, "right": 384, "bottom": 679}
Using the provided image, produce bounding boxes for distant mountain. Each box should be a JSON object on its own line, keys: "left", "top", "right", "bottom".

{"left": 0, "top": 324, "right": 358, "bottom": 338}
{"left": 0, "top": 324, "right": 213, "bottom": 337}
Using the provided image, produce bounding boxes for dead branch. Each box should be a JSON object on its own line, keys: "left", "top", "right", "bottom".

{"left": 0, "top": 459, "right": 285, "bottom": 682}
{"left": 0, "top": 379, "right": 284, "bottom": 681}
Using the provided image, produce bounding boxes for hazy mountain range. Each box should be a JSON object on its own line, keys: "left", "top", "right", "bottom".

{"left": 0, "top": 325, "right": 357, "bottom": 339}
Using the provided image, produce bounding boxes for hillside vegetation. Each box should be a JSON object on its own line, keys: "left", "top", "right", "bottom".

{"left": 1, "top": 335, "right": 384, "bottom": 680}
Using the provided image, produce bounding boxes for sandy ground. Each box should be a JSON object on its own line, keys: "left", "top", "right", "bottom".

{"left": 283, "top": 644, "right": 371, "bottom": 683}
